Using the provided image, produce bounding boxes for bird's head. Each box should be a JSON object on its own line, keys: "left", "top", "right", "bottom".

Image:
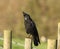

{"left": 23, "top": 12, "right": 30, "bottom": 20}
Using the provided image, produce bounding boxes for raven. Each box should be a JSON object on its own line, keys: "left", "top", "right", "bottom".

{"left": 23, "top": 12, "right": 40, "bottom": 46}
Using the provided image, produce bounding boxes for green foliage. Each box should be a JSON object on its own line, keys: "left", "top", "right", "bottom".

{"left": 0, "top": 40, "right": 3, "bottom": 47}
{"left": 12, "top": 44, "right": 24, "bottom": 49}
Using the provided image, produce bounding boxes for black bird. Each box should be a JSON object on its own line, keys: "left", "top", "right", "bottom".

{"left": 23, "top": 12, "right": 40, "bottom": 46}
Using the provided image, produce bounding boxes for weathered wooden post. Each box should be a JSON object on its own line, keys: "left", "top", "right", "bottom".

{"left": 47, "top": 39, "right": 56, "bottom": 49}
{"left": 3, "top": 30, "right": 12, "bottom": 49}
{"left": 25, "top": 38, "right": 32, "bottom": 49}
{"left": 57, "top": 23, "right": 60, "bottom": 49}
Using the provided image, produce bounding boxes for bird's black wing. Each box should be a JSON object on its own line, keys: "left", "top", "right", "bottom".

{"left": 30, "top": 20, "right": 40, "bottom": 46}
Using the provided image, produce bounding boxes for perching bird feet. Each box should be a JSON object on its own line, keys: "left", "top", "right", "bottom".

{"left": 26, "top": 34, "right": 32, "bottom": 39}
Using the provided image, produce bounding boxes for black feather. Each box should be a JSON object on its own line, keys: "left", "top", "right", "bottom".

{"left": 23, "top": 12, "right": 40, "bottom": 46}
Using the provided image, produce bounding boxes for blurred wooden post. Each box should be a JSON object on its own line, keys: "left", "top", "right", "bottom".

{"left": 47, "top": 39, "right": 56, "bottom": 49}
{"left": 3, "top": 30, "right": 12, "bottom": 49}
{"left": 57, "top": 23, "right": 60, "bottom": 49}
{"left": 25, "top": 38, "right": 32, "bottom": 49}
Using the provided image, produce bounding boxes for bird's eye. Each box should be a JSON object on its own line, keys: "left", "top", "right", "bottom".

{"left": 25, "top": 17, "right": 27, "bottom": 20}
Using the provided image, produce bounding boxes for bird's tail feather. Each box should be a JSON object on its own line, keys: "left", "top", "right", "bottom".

{"left": 33, "top": 36, "right": 40, "bottom": 46}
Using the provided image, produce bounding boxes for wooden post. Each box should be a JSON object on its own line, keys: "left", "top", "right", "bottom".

{"left": 57, "top": 23, "right": 60, "bottom": 49}
{"left": 25, "top": 38, "right": 32, "bottom": 49}
{"left": 3, "top": 30, "right": 12, "bottom": 49}
{"left": 47, "top": 39, "right": 56, "bottom": 49}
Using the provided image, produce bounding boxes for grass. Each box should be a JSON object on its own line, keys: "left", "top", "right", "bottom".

{"left": 12, "top": 44, "right": 24, "bottom": 49}
{"left": 0, "top": 37, "right": 47, "bottom": 49}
